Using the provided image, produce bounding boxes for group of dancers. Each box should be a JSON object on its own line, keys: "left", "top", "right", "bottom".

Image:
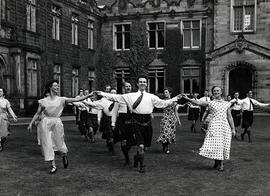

{"left": 0, "top": 75, "right": 269, "bottom": 174}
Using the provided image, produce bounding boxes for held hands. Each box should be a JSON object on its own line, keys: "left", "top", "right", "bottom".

{"left": 231, "top": 127, "right": 236, "bottom": 137}
{"left": 181, "top": 94, "right": 189, "bottom": 100}
{"left": 13, "top": 116, "right": 18, "bottom": 122}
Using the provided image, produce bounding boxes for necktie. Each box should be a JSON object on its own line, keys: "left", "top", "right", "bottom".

{"left": 249, "top": 99, "right": 254, "bottom": 110}
{"left": 132, "top": 92, "right": 143, "bottom": 109}
{"left": 126, "top": 105, "right": 130, "bottom": 114}
{"left": 108, "top": 102, "right": 115, "bottom": 112}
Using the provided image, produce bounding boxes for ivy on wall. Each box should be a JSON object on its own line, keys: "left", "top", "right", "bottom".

{"left": 120, "top": 21, "right": 156, "bottom": 89}
{"left": 96, "top": 39, "right": 117, "bottom": 90}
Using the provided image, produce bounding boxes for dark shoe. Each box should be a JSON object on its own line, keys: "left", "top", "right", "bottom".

{"left": 213, "top": 160, "right": 220, "bottom": 169}
{"left": 62, "top": 156, "right": 68, "bottom": 168}
{"left": 139, "top": 165, "right": 146, "bottom": 173}
{"left": 217, "top": 164, "right": 224, "bottom": 172}
{"left": 49, "top": 166, "right": 57, "bottom": 174}
{"left": 241, "top": 134, "right": 244, "bottom": 141}
{"left": 133, "top": 155, "right": 138, "bottom": 168}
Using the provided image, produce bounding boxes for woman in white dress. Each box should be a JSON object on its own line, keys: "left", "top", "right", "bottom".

{"left": 183, "top": 86, "right": 235, "bottom": 171}
{"left": 27, "top": 80, "right": 93, "bottom": 174}
{"left": 0, "top": 87, "right": 17, "bottom": 151}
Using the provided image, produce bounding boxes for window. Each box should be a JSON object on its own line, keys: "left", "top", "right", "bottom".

{"left": 26, "top": 0, "right": 36, "bottom": 32}
{"left": 88, "top": 70, "right": 95, "bottom": 91}
{"left": 53, "top": 65, "right": 61, "bottom": 95}
{"left": 27, "top": 59, "right": 38, "bottom": 96}
{"left": 148, "top": 67, "right": 165, "bottom": 94}
{"left": 231, "top": 0, "right": 256, "bottom": 32}
{"left": 182, "top": 20, "right": 200, "bottom": 49}
{"left": 147, "top": 22, "right": 165, "bottom": 49}
{"left": 113, "top": 23, "right": 130, "bottom": 50}
{"left": 88, "top": 20, "right": 94, "bottom": 49}
{"left": 181, "top": 67, "right": 200, "bottom": 94}
{"left": 52, "top": 5, "right": 61, "bottom": 40}
{"left": 71, "top": 14, "right": 79, "bottom": 45}
{"left": 72, "top": 68, "right": 79, "bottom": 97}
{"left": 0, "top": 0, "right": 7, "bottom": 20}
{"left": 115, "top": 68, "right": 130, "bottom": 93}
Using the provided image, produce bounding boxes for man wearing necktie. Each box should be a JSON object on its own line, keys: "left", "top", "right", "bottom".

{"left": 83, "top": 89, "right": 118, "bottom": 155}
{"left": 199, "top": 90, "right": 210, "bottom": 121}
{"left": 230, "top": 92, "right": 243, "bottom": 140}
{"left": 98, "top": 75, "right": 181, "bottom": 173}
{"left": 241, "top": 90, "right": 270, "bottom": 142}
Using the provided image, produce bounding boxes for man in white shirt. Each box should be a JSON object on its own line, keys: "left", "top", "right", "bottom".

{"left": 230, "top": 92, "right": 243, "bottom": 139}
{"left": 241, "top": 90, "right": 270, "bottom": 142}
{"left": 113, "top": 82, "right": 134, "bottom": 166}
{"left": 199, "top": 90, "right": 210, "bottom": 121}
{"left": 97, "top": 75, "right": 181, "bottom": 173}
{"left": 83, "top": 89, "right": 118, "bottom": 155}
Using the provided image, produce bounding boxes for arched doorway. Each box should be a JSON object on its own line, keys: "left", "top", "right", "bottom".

{"left": 229, "top": 67, "right": 253, "bottom": 99}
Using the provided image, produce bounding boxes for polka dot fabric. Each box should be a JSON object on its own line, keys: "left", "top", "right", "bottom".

{"left": 199, "top": 100, "right": 232, "bottom": 160}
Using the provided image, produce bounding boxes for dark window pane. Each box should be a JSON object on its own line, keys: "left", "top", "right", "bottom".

{"left": 149, "top": 31, "right": 156, "bottom": 48}
{"left": 116, "top": 33, "right": 122, "bottom": 49}
{"left": 149, "top": 77, "right": 155, "bottom": 94}
{"left": 157, "top": 77, "right": 164, "bottom": 93}
{"left": 124, "top": 32, "right": 130, "bottom": 49}
{"left": 184, "top": 79, "right": 190, "bottom": 93}
{"left": 192, "top": 29, "right": 200, "bottom": 47}
{"left": 157, "top": 31, "right": 164, "bottom": 48}
{"left": 183, "top": 21, "right": 191, "bottom": 29}
{"left": 116, "top": 78, "right": 123, "bottom": 94}
{"left": 192, "top": 21, "right": 200, "bottom": 28}
{"left": 116, "top": 25, "right": 122, "bottom": 32}
{"left": 183, "top": 30, "right": 191, "bottom": 47}
{"left": 192, "top": 78, "right": 199, "bottom": 93}
{"left": 148, "top": 23, "right": 156, "bottom": 30}
{"left": 157, "top": 22, "right": 164, "bottom": 30}
{"left": 183, "top": 69, "right": 191, "bottom": 76}
{"left": 124, "top": 24, "right": 130, "bottom": 31}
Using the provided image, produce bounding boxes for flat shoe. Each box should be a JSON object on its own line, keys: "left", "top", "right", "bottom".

{"left": 62, "top": 156, "right": 68, "bottom": 168}
{"left": 49, "top": 166, "right": 57, "bottom": 174}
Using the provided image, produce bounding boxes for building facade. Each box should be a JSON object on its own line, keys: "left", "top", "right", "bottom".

{"left": 207, "top": 0, "right": 270, "bottom": 101}
{"left": 97, "top": 0, "right": 214, "bottom": 95}
{"left": 0, "top": 0, "right": 100, "bottom": 114}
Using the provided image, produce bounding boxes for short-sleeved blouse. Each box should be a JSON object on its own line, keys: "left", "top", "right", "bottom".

{"left": 38, "top": 96, "right": 67, "bottom": 118}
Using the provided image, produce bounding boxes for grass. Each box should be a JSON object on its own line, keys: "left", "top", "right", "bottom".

{"left": 1, "top": 115, "right": 270, "bottom": 196}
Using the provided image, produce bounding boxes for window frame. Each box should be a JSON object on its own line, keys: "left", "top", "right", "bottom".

{"left": 115, "top": 67, "right": 130, "bottom": 94}
{"left": 88, "top": 69, "right": 95, "bottom": 91}
{"left": 146, "top": 21, "right": 166, "bottom": 50}
{"left": 148, "top": 67, "right": 165, "bottom": 94}
{"left": 53, "top": 64, "right": 62, "bottom": 95}
{"left": 230, "top": 0, "right": 257, "bottom": 33}
{"left": 26, "top": 0, "right": 36, "bottom": 32}
{"left": 52, "top": 5, "right": 61, "bottom": 40}
{"left": 0, "top": 0, "right": 7, "bottom": 21}
{"left": 87, "top": 20, "right": 94, "bottom": 49}
{"left": 71, "top": 14, "right": 79, "bottom": 45}
{"left": 113, "top": 22, "right": 131, "bottom": 51}
{"left": 181, "top": 67, "right": 201, "bottom": 94}
{"left": 181, "top": 19, "right": 201, "bottom": 50}
{"left": 71, "top": 68, "right": 79, "bottom": 97}
{"left": 26, "top": 58, "right": 39, "bottom": 97}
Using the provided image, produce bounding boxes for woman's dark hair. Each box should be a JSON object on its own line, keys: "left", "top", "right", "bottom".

{"left": 0, "top": 87, "right": 6, "bottom": 96}
{"left": 164, "top": 87, "right": 173, "bottom": 95}
{"left": 45, "top": 79, "right": 59, "bottom": 93}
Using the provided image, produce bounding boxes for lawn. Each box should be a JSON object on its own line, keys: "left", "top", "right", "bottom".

{"left": 1, "top": 115, "right": 270, "bottom": 196}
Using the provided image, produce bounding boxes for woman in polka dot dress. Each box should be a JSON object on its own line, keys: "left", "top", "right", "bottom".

{"left": 156, "top": 88, "right": 185, "bottom": 154}
{"left": 183, "top": 86, "right": 235, "bottom": 171}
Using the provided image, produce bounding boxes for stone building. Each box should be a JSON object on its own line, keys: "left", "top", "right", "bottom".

{"left": 207, "top": 0, "right": 270, "bottom": 101}
{"left": 96, "top": 0, "right": 214, "bottom": 95}
{"left": 0, "top": 0, "right": 100, "bottom": 114}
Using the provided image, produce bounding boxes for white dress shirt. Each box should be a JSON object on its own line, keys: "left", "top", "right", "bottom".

{"left": 199, "top": 96, "right": 211, "bottom": 102}
{"left": 230, "top": 98, "right": 243, "bottom": 111}
{"left": 241, "top": 97, "right": 268, "bottom": 111}
{"left": 83, "top": 98, "right": 117, "bottom": 126}
{"left": 101, "top": 91, "right": 178, "bottom": 114}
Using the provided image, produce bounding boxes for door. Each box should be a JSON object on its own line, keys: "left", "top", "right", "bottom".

{"left": 229, "top": 67, "right": 253, "bottom": 99}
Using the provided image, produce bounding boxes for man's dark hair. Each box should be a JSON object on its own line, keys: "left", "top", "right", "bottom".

{"left": 137, "top": 74, "right": 148, "bottom": 83}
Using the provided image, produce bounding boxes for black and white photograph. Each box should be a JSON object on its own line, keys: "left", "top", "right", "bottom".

{"left": 1, "top": 0, "right": 270, "bottom": 195}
